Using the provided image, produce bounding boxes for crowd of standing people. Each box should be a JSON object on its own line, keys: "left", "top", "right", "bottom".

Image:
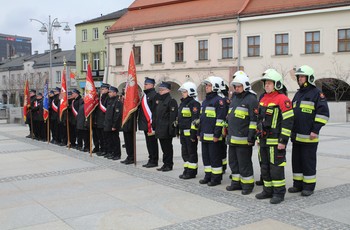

{"left": 25, "top": 64, "right": 329, "bottom": 204}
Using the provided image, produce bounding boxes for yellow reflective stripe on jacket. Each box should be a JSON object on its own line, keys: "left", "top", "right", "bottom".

{"left": 231, "top": 174, "right": 240, "bottom": 182}
{"left": 271, "top": 108, "right": 279, "bottom": 128}
{"left": 191, "top": 124, "right": 198, "bottom": 130}
{"left": 212, "top": 167, "right": 223, "bottom": 175}
{"left": 228, "top": 108, "right": 232, "bottom": 114}
{"left": 263, "top": 180, "right": 273, "bottom": 187}
{"left": 181, "top": 107, "right": 191, "bottom": 117}
{"left": 222, "top": 158, "right": 227, "bottom": 165}
{"left": 281, "top": 128, "right": 291, "bottom": 137}
{"left": 303, "top": 175, "right": 316, "bottom": 183}
{"left": 204, "top": 166, "right": 212, "bottom": 173}
{"left": 282, "top": 110, "right": 294, "bottom": 120}
{"left": 183, "top": 129, "right": 191, "bottom": 136}
{"left": 266, "top": 138, "right": 278, "bottom": 145}
{"left": 234, "top": 107, "right": 248, "bottom": 119}
{"left": 295, "top": 133, "right": 319, "bottom": 143}
{"left": 216, "top": 119, "right": 224, "bottom": 127}
{"left": 315, "top": 114, "right": 329, "bottom": 124}
{"left": 300, "top": 101, "right": 315, "bottom": 110}
{"left": 205, "top": 106, "right": 216, "bottom": 118}
{"left": 249, "top": 121, "right": 257, "bottom": 130}
{"left": 203, "top": 133, "right": 214, "bottom": 141}
{"left": 241, "top": 176, "right": 254, "bottom": 184}
{"left": 188, "top": 162, "right": 198, "bottom": 169}
{"left": 230, "top": 136, "right": 248, "bottom": 145}
{"left": 293, "top": 173, "right": 303, "bottom": 181}
{"left": 272, "top": 179, "right": 286, "bottom": 187}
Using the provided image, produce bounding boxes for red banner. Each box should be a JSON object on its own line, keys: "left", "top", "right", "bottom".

{"left": 59, "top": 69, "right": 68, "bottom": 121}
{"left": 122, "top": 51, "right": 140, "bottom": 127}
{"left": 23, "top": 80, "right": 30, "bottom": 122}
{"left": 84, "top": 64, "right": 98, "bottom": 118}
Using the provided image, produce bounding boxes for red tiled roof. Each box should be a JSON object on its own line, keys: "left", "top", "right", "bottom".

{"left": 240, "top": 0, "right": 350, "bottom": 17}
{"left": 107, "top": 0, "right": 246, "bottom": 33}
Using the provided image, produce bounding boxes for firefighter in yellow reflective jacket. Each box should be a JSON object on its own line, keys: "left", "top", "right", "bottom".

{"left": 255, "top": 69, "right": 294, "bottom": 204}
{"left": 198, "top": 76, "right": 228, "bottom": 186}
{"left": 288, "top": 65, "right": 329, "bottom": 197}
{"left": 226, "top": 71, "right": 258, "bottom": 195}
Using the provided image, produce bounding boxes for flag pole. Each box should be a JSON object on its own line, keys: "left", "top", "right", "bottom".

{"left": 133, "top": 112, "right": 137, "bottom": 166}
{"left": 65, "top": 62, "right": 71, "bottom": 149}
{"left": 47, "top": 118, "right": 50, "bottom": 144}
{"left": 89, "top": 115, "right": 92, "bottom": 157}
{"left": 30, "top": 109, "right": 34, "bottom": 139}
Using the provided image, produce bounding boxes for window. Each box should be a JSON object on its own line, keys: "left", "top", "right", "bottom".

{"left": 56, "top": 71, "right": 61, "bottom": 83}
{"left": 115, "top": 48, "right": 122, "bottom": 66}
{"left": 82, "top": 29, "right": 87, "bottom": 41}
{"left": 198, "top": 40, "right": 208, "bottom": 60}
{"left": 247, "top": 36, "right": 260, "bottom": 57}
{"left": 305, "top": 31, "right": 320, "bottom": 54}
{"left": 338, "top": 29, "right": 350, "bottom": 52}
{"left": 82, "top": 53, "right": 88, "bottom": 71}
{"left": 93, "top": 28, "right": 99, "bottom": 40}
{"left": 93, "top": 53, "right": 100, "bottom": 70}
{"left": 175, "top": 42, "right": 184, "bottom": 62}
{"left": 134, "top": 46, "right": 141, "bottom": 65}
{"left": 222, "top": 38, "right": 233, "bottom": 59}
{"left": 275, "top": 34, "right": 289, "bottom": 55}
{"left": 154, "top": 44, "right": 162, "bottom": 63}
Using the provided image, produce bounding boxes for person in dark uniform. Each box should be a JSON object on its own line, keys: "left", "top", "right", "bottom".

{"left": 94, "top": 83, "right": 110, "bottom": 156}
{"left": 121, "top": 112, "right": 136, "bottom": 165}
{"left": 25, "top": 89, "right": 37, "bottom": 138}
{"left": 153, "top": 81, "right": 178, "bottom": 172}
{"left": 177, "top": 82, "right": 200, "bottom": 179}
{"left": 138, "top": 77, "right": 159, "bottom": 168}
{"left": 59, "top": 91, "right": 68, "bottom": 146}
{"left": 198, "top": 76, "right": 228, "bottom": 186}
{"left": 50, "top": 87, "right": 61, "bottom": 144}
{"left": 71, "top": 89, "right": 84, "bottom": 149}
{"left": 67, "top": 91, "right": 75, "bottom": 148}
{"left": 48, "top": 90, "right": 54, "bottom": 142}
{"left": 76, "top": 98, "right": 89, "bottom": 152}
{"left": 255, "top": 69, "right": 294, "bottom": 204}
{"left": 289, "top": 65, "right": 330, "bottom": 197}
{"left": 104, "top": 86, "right": 123, "bottom": 160}
{"left": 226, "top": 72, "right": 258, "bottom": 195}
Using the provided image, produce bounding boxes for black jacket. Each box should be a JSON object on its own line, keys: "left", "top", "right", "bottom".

{"left": 177, "top": 97, "right": 200, "bottom": 138}
{"left": 152, "top": 93, "right": 178, "bottom": 139}
{"left": 94, "top": 93, "right": 109, "bottom": 129}
{"left": 76, "top": 100, "right": 88, "bottom": 130}
{"left": 104, "top": 96, "right": 123, "bottom": 132}
{"left": 138, "top": 88, "right": 157, "bottom": 131}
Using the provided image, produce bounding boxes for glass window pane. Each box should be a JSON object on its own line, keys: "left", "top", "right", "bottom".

{"left": 306, "top": 32, "right": 312, "bottom": 41}
{"left": 347, "top": 29, "right": 350, "bottom": 38}
{"left": 283, "top": 45, "right": 288, "bottom": 54}
{"left": 306, "top": 44, "right": 312, "bottom": 53}
{"left": 256, "top": 47, "right": 260, "bottom": 56}
{"left": 346, "top": 43, "right": 350, "bottom": 51}
{"left": 248, "top": 37, "right": 253, "bottom": 45}
{"left": 255, "top": 36, "right": 260, "bottom": 45}
{"left": 284, "top": 34, "right": 289, "bottom": 43}
{"left": 248, "top": 48, "right": 253, "bottom": 56}
{"left": 314, "top": 44, "right": 320, "bottom": 53}
{"left": 276, "top": 35, "right": 282, "bottom": 44}
{"left": 314, "top": 32, "right": 320, "bottom": 41}
{"left": 276, "top": 46, "right": 282, "bottom": 55}
{"left": 339, "top": 42, "right": 345, "bottom": 52}
{"left": 339, "top": 30, "right": 345, "bottom": 39}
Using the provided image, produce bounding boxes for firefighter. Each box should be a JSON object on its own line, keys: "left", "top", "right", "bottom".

{"left": 153, "top": 81, "right": 178, "bottom": 172}
{"left": 226, "top": 71, "right": 258, "bottom": 195}
{"left": 25, "top": 89, "right": 37, "bottom": 138}
{"left": 198, "top": 76, "right": 228, "bottom": 186}
{"left": 50, "top": 87, "right": 61, "bottom": 144}
{"left": 177, "top": 81, "right": 200, "bottom": 179}
{"left": 255, "top": 69, "right": 294, "bottom": 204}
{"left": 288, "top": 65, "right": 330, "bottom": 196}
{"left": 138, "top": 77, "right": 159, "bottom": 168}
{"left": 104, "top": 86, "right": 123, "bottom": 160}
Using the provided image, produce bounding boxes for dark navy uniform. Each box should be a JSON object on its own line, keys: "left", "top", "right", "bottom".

{"left": 198, "top": 92, "right": 228, "bottom": 185}
{"left": 226, "top": 91, "right": 258, "bottom": 193}
{"left": 178, "top": 96, "right": 200, "bottom": 178}
{"left": 94, "top": 92, "right": 109, "bottom": 154}
{"left": 291, "top": 84, "right": 329, "bottom": 192}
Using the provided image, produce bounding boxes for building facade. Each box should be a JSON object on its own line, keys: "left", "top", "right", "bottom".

{"left": 75, "top": 9, "right": 127, "bottom": 89}
{"left": 0, "top": 33, "right": 32, "bottom": 62}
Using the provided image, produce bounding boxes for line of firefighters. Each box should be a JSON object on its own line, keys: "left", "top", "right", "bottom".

{"left": 25, "top": 64, "right": 329, "bottom": 205}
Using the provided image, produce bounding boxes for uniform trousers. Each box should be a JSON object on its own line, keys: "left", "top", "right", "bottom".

{"left": 158, "top": 138, "right": 173, "bottom": 167}
{"left": 228, "top": 145, "right": 254, "bottom": 191}
{"left": 259, "top": 145, "right": 286, "bottom": 198}
{"left": 105, "top": 131, "right": 121, "bottom": 157}
{"left": 292, "top": 142, "right": 318, "bottom": 191}
{"left": 123, "top": 131, "right": 135, "bottom": 161}
{"left": 180, "top": 135, "right": 198, "bottom": 176}
{"left": 144, "top": 131, "right": 159, "bottom": 164}
{"left": 202, "top": 141, "right": 222, "bottom": 183}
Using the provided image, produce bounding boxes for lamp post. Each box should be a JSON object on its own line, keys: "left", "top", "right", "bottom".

{"left": 30, "top": 15, "right": 71, "bottom": 88}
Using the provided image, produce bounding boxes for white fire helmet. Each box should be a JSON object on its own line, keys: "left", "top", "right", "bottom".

{"left": 203, "top": 76, "right": 223, "bottom": 92}
{"left": 178, "top": 81, "right": 198, "bottom": 97}
{"left": 231, "top": 71, "right": 251, "bottom": 91}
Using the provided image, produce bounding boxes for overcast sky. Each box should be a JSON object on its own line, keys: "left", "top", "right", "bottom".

{"left": 0, "top": 0, "right": 134, "bottom": 54}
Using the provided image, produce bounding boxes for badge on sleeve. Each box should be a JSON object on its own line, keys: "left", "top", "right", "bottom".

{"left": 219, "top": 100, "right": 224, "bottom": 106}
{"left": 320, "top": 93, "right": 325, "bottom": 99}
{"left": 171, "top": 107, "right": 175, "bottom": 111}
{"left": 284, "top": 100, "right": 291, "bottom": 108}
{"left": 193, "top": 107, "right": 198, "bottom": 113}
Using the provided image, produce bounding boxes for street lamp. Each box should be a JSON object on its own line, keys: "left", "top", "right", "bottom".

{"left": 30, "top": 15, "right": 71, "bottom": 88}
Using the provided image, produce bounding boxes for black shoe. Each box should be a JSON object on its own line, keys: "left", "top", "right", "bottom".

{"left": 199, "top": 178, "right": 210, "bottom": 184}
{"left": 255, "top": 191, "right": 273, "bottom": 200}
{"left": 179, "top": 174, "right": 184, "bottom": 179}
{"left": 255, "top": 180, "right": 264, "bottom": 186}
{"left": 121, "top": 159, "right": 134, "bottom": 165}
{"left": 288, "top": 187, "right": 302, "bottom": 193}
{"left": 182, "top": 174, "right": 196, "bottom": 180}
{"left": 107, "top": 154, "right": 115, "bottom": 159}
{"left": 96, "top": 152, "right": 104, "bottom": 156}
{"left": 157, "top": 165, "right": 165, "bottom": 171}
{"left": 145, "top": 163, "right": 158, "bottom": 168}
{"left": 26, "top": 134, "right": 31, "bottom": 138}
{"left": 92, "top": 148, "right": 99, "bottom": 153}
{"left": 241, "top": 190, "right": 252, "bottom": 195}
{"left": 301, "top": 190, "right": 314, "bottom": 197}
{"left": 208, "top": 181, "right": 221, "bottom": 186}
{"left": 83, "top": 148, "right": 89, "bottom": 152}
{"left": 226, "top": 185, "right": 242, "bottom": 191}
{"left": 111, "top": 155, "right": 121, "bottom": 161}
{"left": 270, "top": 196, "right": 284, "bottom": 204}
